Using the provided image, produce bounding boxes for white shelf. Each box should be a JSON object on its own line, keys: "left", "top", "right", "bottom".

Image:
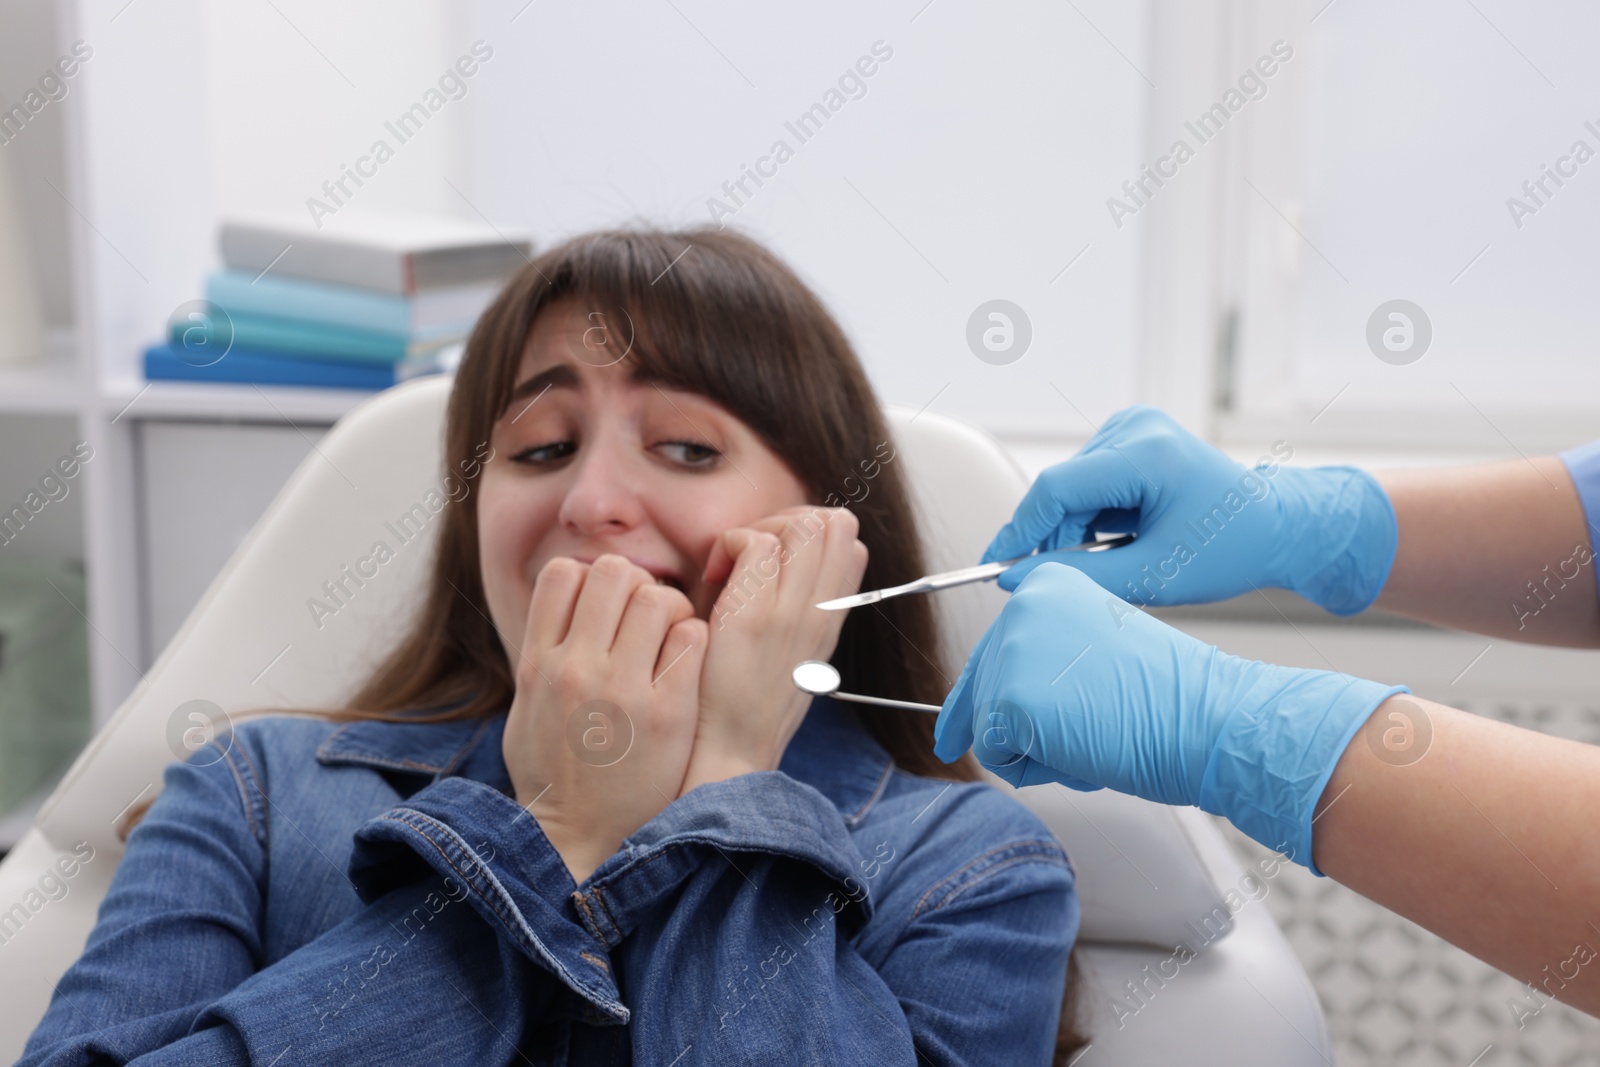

{"left": 98, "top": 376, "right": 381, "bottom": 424}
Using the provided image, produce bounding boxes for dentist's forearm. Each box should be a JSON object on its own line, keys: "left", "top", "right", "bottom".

{"left": 1371, "top": 457, "right": 1600, "bottom": 647}
{"left": 1313, "top": 694, "right": 1600, "bottom": 1015}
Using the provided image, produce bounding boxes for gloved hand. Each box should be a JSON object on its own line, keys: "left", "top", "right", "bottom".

{"left": 983, "top": 405, "right": 1398, "bottom": 615}
{"left": 934, "top": 563, "right": 1409, "bottom": 872}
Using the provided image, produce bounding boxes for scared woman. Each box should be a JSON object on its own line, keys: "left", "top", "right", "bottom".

{"left": 22, "top": 227, "right": 1087, "bottom": 1065}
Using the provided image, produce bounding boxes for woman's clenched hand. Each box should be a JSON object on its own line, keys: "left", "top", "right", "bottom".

{"left": 681, "top": 506, "right": 869, "bottom": 792}
{"left": 503, "top": 554, "right": 707, "bottom": 884}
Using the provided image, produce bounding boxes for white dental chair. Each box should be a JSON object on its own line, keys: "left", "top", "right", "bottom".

{"left": 0, "top": 376, "right": 1332, "bottom": 1064}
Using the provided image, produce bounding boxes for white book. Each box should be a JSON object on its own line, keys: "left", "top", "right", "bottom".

{"left": 221, "top": 213, "right": 533, "bottom": 296}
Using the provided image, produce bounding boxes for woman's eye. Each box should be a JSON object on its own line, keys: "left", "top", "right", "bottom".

{"left": 512, "top": 441, "right": 576, "bottom": 464}
{"left": 657, "top": 440, "right": 721, "bottom": 467}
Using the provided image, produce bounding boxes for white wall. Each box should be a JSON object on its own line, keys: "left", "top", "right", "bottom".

{"left": 461, "top": 0, "right": 1148, "bottom": 436}
{"left": 191, "top": 0, "right": 1151, "bottom": 439}
{"left": 202, "top": 1, "right": 470, "bottom": 225}
{"left": 68, "top": 0, "right": 1151, "bottom": 440}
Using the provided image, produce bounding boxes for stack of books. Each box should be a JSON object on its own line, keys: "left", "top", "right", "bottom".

{"left": 145, "top": 215, "right": 532, "bottom": 390}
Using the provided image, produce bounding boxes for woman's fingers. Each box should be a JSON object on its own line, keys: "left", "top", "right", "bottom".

{"left": 526, "top": 556, "right": 588, "bottom": 654}
{"left": 701, "top": 529, "right": 737, "bottom": 587}
{"left": 653, "top": 616, "right": 707, "bottom": 692}
{"left": 565, "top": 554, "right": 653, "bottom": 651}
{"left": 612, "top": 580, "right": 694, "bottom": 679}
{"left": 703, "top": 523, "right": 772, "bottom": 586}
{"left": 705, "top": 507, "right": 866, "bottom": 624}
{"left": 702, "top": 508, "right": 814, "bottom": 585}
{"left": 746, "top": 506, "right": 863, "bottom": 618}
{"left": 795, "top": 509, "right": 866, "bottom": 669}
{"left": 767, "top": 508, "right": 831, "bottom": 612}
{"left": 810, "top": 507, "right": 867, "bottom": 606}
{"left": 708, "top": 528, "right": 783, "bottom": 623}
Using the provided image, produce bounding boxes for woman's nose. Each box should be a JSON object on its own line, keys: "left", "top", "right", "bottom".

{"left": 556, "top": 445, "right": 646, "bottom": 536}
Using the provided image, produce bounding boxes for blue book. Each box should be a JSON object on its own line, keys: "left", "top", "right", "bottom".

{"left": 144, "top": 342, "right": 398, "bottom": 390}
{"left": 206, "top": 270, "right": 494, "bottom": 338}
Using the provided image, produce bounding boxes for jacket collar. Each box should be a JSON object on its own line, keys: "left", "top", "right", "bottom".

{"left": 316, "top": 710, "right": 501, "bottom": 780}
{"left": 316, "top": 696, "right": 895, "bottom": 824}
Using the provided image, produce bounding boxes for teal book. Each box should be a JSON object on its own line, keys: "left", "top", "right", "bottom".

{"left": 205, "top": 270, "right": 494, "bottom": 339}
{"left": 168, "top": 312, "right": 456, "bottom": 364}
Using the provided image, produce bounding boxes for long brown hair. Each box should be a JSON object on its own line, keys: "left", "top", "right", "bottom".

{"left": 331, "top": 225, "right": 970, "bottom": 772}
{"left": 125, "top": 226, "right": 1087, "bottom": 1056}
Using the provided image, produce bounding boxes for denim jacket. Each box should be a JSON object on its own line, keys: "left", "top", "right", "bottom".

{"left": 20, "top": 696, "right": 1079, "bottom": 1066}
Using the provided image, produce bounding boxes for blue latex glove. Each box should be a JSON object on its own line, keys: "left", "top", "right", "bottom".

{"left": 934, "top": 563, "right": 1409, "bottom": 873}
{"left": 984, "top": 406, "right": 1399, "bottom": 615}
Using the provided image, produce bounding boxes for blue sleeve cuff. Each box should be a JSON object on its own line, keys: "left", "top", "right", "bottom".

{"left": 1558, "top": 440, "right": 1600, "bottom": 602}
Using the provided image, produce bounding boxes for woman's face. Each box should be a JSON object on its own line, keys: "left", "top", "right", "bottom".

{"left": 477, "top": 297, "right": 811, "bottom": 656}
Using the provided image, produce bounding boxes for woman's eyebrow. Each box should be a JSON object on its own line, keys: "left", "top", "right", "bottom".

{"left": 508, "top": 364, "right": 581, "bottom": 403}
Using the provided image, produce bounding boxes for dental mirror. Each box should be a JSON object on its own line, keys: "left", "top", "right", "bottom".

{"left": 791, "top": 659, "right": 941, "bottom": 713}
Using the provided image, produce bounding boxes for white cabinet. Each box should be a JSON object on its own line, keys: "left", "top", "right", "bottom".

{"left": 135, "top": 420, "right": 328, "bottom": 668}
